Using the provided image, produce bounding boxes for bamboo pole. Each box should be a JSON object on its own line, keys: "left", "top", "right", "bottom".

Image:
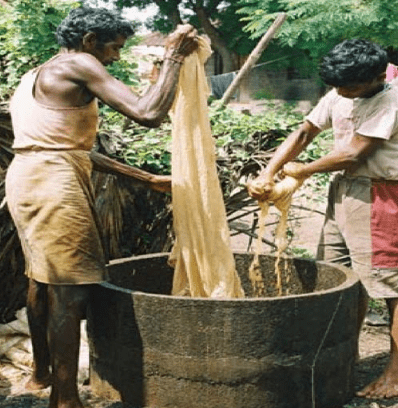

{"left": 220, "top": 12, "right": 287, "bottom": 106}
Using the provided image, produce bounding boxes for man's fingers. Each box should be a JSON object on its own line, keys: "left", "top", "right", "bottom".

{"left": 247, "top": 178, "right": 274, "bottom": 201}
{"left": 165, "top": 24, "right": 199, "bottom": 56}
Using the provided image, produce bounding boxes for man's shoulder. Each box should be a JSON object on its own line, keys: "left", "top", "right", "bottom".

{"left": 372, "top": 84, "right": 398, "bottom": 109}
{"left": 314, "top": 88, "right": 345, "bottom": 112}
{"left": 60, "top": 53, "right": 102, "bottom": 71}
{"left": 41, "top": 53, "right": 105, "bottom": 86}
{"left": 43, "top": 53, "right": 102, "bottom": 75}
{"left": 318, "top": 88, "right": 341, "bottom": 105}
{"left": 386, "top": 82, "right": 398, "bottom": 98}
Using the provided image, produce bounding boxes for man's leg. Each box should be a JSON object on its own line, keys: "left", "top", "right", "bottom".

{"left": 26, "top": 279, "right": 51, "bottom": 390}
{"left": 316, "top": 175, "right": 369, "bottom": 355}
{"left": 47, "top": 284, "right": 90, "bottom": 408}
{"left": 357, "top": 297, "right": 398, "bottom": 398}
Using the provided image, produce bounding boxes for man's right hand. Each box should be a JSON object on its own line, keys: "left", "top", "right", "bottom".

{"left": 247, "top": 174, "right": 275, "bottom": 201}
{"left": 164, "top": 24, "right": 199, "bottom": 62}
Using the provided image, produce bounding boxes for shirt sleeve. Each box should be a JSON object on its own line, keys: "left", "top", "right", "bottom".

{"left": 356, "top": 103, "right": 398, "bottom": 141}
{"left": 305, "top": 90, "right": 335, "bottom": 131}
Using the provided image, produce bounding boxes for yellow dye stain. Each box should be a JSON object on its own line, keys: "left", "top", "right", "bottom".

{"left": 249, "top": 170, "right": 307, "bottom": 296}
{"left": 169, "top": 35, "right": 244, "bottom": 299}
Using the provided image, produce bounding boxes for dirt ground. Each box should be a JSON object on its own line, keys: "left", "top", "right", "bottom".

{"left": 1, "top": 186, "right": 398, "bottom": 408}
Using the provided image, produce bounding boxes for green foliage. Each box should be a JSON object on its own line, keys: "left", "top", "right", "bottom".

{"left": 238, "top": 0, "right": 398, "bottom": 64}
{"left": 94, "top": 0, "right": 258, "bottom": 56}
{"left": 298, "top": 128, "right": 333, "bottom": 163}
{"left": 100, "top": 100, "right": 305, "bottom": 177}
{"left": 106, "top": 37, "right": 141, "bottom": 87}
{"left": 197, "top": 2, "right": 257, "bottom": 56}
{"left": 0, "top": 0, "right": 141, "bottom": 100}
{"left": 289, "top": 247, "right": 313, "bottom": 259}
{"left": 210, "top": 100, "right": 303, "bottom": 149}
{"left": 368, "top": 298, "right": 387, "bottom": 315}
{"left": 100, "top": 106, "right": 172, "bottom": 174}
{"left": 253, "top": 88, "right": 276, "bottom": 100}
{"left": 0, "top": 0, "right": 80, "bottom": 100}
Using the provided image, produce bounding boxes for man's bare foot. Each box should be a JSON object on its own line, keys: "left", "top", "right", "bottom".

{"left": 356, "top": 363, "right": 398, "bottom": 399}
{"left": 25, "top": 373, "right": 52, "bottom": 391}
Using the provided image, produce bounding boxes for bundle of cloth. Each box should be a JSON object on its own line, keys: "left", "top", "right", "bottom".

{"left": 168, "top": 35, "right": 244, "bottom": 299}
{"left": 247, "top": 164, "right": 308, "bottom": 296}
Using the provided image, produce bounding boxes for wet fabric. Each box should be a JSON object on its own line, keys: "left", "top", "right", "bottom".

{"left": 248, "top": 172, "right": 307, "bottom": 296}
{"left": 317, "top": 174, "right": 398, "bottom": 298}
{"left": 169, "top": 37, "right": 244, "bottom": 298}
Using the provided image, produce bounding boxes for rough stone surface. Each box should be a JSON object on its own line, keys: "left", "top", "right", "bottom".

{"left": 87, "top": 253, "right": 360, "bottom": 408}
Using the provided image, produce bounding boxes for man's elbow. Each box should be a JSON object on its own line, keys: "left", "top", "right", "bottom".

{"left": 340, "top": 148, "right": 367, "bottom": 168}
{"left": 140, "top": 116, "right": 164, "bottom": 128}
{"left": 134, "top": 108, "right": 166, "bottom": 128}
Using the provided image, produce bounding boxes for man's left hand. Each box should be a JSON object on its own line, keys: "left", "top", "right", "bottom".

{"left": 281, "top": 162, "right": 307, "bottom": 179}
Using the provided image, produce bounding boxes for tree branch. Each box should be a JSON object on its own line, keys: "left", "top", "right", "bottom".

{"left": 195, "top": 5, "right": 238, "bottom": 72}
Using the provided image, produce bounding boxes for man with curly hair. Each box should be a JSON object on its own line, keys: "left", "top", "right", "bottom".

{"left": 6, "top": 6, "right": 197, "bottom": 408}
{"left": 249, "top": 39, "right": 398, "bottom": 400}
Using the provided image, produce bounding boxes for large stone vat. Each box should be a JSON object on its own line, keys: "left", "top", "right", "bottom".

{"left": 87, "top": 252, "right": 360, "bottom": 408}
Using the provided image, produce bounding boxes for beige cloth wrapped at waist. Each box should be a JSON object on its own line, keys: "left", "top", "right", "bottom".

{"left": 5, "top": 150, "right": 108, "bottom": 285}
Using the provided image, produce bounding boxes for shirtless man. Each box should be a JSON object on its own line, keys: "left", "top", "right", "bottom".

{"left": 5, "top": 7, "right": 197, "bottom": 408}
{"left": 248, "top": 39, "right": 398, "bottom": 400}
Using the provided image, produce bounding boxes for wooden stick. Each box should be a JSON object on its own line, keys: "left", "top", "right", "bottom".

{"left": 220, "top": 12, "right": 287, "bottom": 106}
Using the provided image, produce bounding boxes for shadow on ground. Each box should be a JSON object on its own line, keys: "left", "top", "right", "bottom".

{"left": 343, "top": 351, "right": 398, "bottom": 408}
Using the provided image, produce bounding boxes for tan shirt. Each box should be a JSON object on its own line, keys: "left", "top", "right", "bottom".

{"left": 307, "top": 85, "right": 398, "bottom": 179}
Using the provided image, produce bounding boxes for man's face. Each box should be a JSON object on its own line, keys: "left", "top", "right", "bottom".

{"left": 335, "top": 76, "right": 385, "bottom": 99}
{"left": 91, "top": 35, "right": 126, "bottom": 66}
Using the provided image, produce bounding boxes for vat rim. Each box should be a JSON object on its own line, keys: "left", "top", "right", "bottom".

{"left": 104, "top": 252, "right": 360, "bottom": 303}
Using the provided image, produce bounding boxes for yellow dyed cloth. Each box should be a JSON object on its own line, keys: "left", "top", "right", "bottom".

{"left": 6, "top": 150, "right": 108, "bottom": 285}
{"left": 169, "top": 37, "right": 244, "bottom": 298}
{"left": 248, "top": 170, "right": 307, "bottom": 296}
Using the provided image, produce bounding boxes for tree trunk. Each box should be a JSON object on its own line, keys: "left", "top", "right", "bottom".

{"left": 154, "top": 0, "right": 183, "bottom": 29}
{"left": 195, "top": 6, "right": 238, "bottom": 73}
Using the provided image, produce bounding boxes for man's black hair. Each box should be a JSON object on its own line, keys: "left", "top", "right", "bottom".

{"left": 56, "top": 7, "right": 135, "bottom": 50}
{"left": 320, "top": 39, "right": 388, "bottom": 87}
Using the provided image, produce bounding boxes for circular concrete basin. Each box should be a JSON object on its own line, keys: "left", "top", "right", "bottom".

{"left": 87, "top": 252, "right": 360, "bottom": 408}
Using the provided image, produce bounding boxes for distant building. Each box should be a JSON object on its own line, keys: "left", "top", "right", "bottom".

{"left": 132, "top": 31, "right": 323, "bottom": 110}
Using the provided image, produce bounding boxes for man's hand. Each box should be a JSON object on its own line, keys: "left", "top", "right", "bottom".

{"left": 281, "top": 162, "right": 307, "bottom": 179}
{"left": 247, "top": 174, "right": 275, "bottom": 202}
{"left": 164, "top": 24, "right": 199, "bottom": 63}
{"left": 90, "top": 151, "right": 172, "bottom": 193}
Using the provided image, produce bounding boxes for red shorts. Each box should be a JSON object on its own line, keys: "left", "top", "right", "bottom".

{"left": 317, "top": 174, "right": 398, "bottom": 298}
